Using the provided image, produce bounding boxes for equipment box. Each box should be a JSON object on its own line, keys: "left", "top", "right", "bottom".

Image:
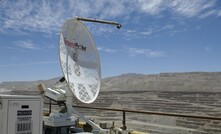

{"left": 0, "top": 95, "right": 43, "bottom": 134}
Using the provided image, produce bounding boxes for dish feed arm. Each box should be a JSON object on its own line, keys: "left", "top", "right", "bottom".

{"left": 76, "top": 17, "right": 122, "bottom": 29}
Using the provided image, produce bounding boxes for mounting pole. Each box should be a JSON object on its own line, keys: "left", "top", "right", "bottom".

{"left": 76, "top": 17, "right": 122, "bottom": 29}
{"left": 49, "top": 99, "right": 52, "bottom": 114}
{"left": 122, "top": 111, "right": 127, "bottom": 130}
{"left": 65, "top": 87, "right": 73, "bottom": 116}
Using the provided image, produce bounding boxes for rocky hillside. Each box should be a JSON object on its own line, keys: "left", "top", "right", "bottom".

{"left": 1, "top": 72, "right": 221, "bottom": 133}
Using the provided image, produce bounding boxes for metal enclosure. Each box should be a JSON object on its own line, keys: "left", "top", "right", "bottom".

{"left": 0, "top": 95, "right": 43, "bottom": 134}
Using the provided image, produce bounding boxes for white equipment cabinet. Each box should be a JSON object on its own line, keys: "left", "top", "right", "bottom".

{"left": 0, "top": 94, "right": 43, "bottom": 134}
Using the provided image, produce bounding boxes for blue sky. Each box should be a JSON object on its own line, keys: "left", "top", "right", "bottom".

{"left": 0, "top": 0, "right": 221, "bottom": 82}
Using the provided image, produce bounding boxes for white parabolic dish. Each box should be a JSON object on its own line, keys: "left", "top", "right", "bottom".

{"left": 59, "top": 18, "right": 101, "bottom": 104}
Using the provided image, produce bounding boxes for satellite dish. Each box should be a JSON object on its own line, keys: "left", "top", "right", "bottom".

{"left": 43, "top": 17, "right": 121, "bottom": 132}
{"left": 59, "top": 18, "right": 101, "bottom": 104}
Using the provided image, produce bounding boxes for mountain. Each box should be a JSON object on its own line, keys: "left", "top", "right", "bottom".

{"left": 101, "top": 72, "right": 221, "bottom": 92}
{"left": 0, "top": 72, "right": 221, "bottom": 93}
{"left": 0, "top": 77, "right": 61, "bottom": 92}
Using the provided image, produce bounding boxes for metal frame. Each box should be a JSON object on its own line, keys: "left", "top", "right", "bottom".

{"left": 45, "top": 102, "right": 221, "bottom": 132}
{"left": 72, "top": 105, "right": 221, "bottom": 121}
{"left": 45, "top": 102, "right": 221, "bottom": 121}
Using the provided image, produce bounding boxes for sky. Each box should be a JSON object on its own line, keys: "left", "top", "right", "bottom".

{"left": 0, "top": 0, "right": 221, "bottom": 82}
